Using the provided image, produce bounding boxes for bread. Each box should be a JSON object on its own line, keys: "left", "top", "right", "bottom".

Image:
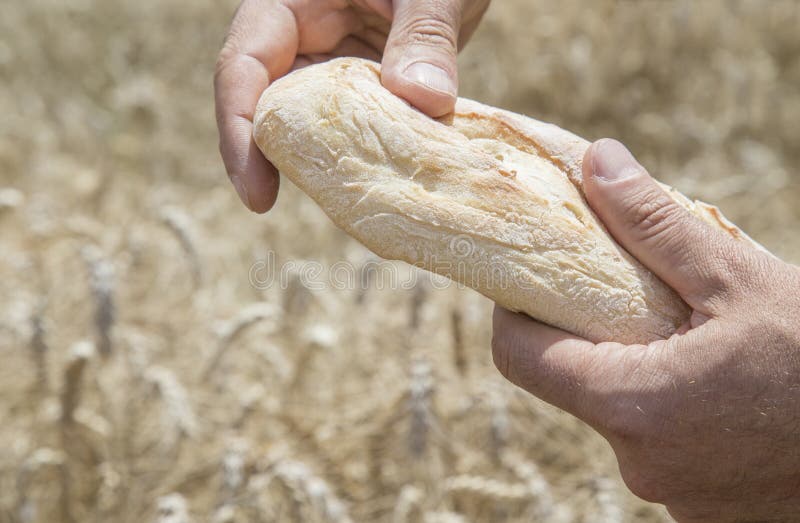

{"left": 253, "top": 57, "right": 760, "bottom": 344}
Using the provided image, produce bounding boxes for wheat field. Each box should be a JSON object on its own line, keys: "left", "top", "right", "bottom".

{"left": 1, "top": 1, "right": 798, "bottom": 522}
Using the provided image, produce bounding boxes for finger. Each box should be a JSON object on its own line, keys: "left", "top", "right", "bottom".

{"left": 351, "top": 0, "right": 393, "bottom": 21}
{"left": 295, "top": 37, "right": 383, "bottom": 74}
{"left": 215, "top": 0, "right": 299, "bottom": 212}
{"left": 293, "top": 6, "right": 361, "bottom": 55}
{"left": 582, "top": 139, "right": 750, "bottom": 308}
{"left": 491, "top": 306, "right": 624, "bottom": 427}
{"left": 354, "top": 25, "right": 390, "bottom": 54}
{"left": 215, "top": 55, "right": 280, "bottom": 213}
{"left": 331, "top": 35, "right": 383, "bottom": 61}
{"left": 459, "top": 1, "right": 491, "bottom": 44}
{"left": 381, "top": 0, "right": 461, "bottom": 117}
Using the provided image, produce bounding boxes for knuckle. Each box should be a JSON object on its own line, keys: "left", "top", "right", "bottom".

{"left": 215, "top": 42, "right": 239, "bottom": 79}
{"left": 625, "top": 188, "right": 754, "bottom": 300}
{"left": 626, "top": 190, "right": 685, "bottom": 248}
{"left": 399, "top": 14, "right": 459, "bottom": 50}
{"left": 216, "top": 5, "right": 255, "bottom": 77}
{"left": 689, "top": 237, "right": 759, "bottom": 307}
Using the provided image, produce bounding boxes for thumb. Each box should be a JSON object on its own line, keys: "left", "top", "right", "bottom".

{"left": 381, "top": 0, "right": 461, "bottom": 117}
{"left": 582, "top": 139, "right": 746, "bottom": 307}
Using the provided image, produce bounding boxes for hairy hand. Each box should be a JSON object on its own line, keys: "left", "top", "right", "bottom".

{"left": 215, "top": 0, "right": 490, "bottom": 212}
{"left": 492, "top": 139, "right": 800, "bottom": 522}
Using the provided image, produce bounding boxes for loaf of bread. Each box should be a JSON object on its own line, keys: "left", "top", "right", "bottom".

{"left": 253, "top": 57, "right": 760, "bottom": 344}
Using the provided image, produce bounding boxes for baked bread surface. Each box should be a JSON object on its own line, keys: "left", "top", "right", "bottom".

{"left": 253, "top": 57, "right": 756, "bottom": 343}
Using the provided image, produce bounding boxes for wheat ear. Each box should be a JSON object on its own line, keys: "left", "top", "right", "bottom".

{"left": 145, "top": 366, "right": 198, "bottom": 444}
{"left": 16, "top": 448, "right": 65, "bottom": 523}
{"left": 392, "top": 485, "right": 423, "bottom": 523}
{"left": 422, "top": 511, "right": 468, "bottom": 523}
{"left": 155, "top": 493, "right": 191, "bottom": 523}
{"left": 593, "top": 476, "right": 624, "bottom": 523}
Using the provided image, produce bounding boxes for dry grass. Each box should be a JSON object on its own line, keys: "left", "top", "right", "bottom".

{"left": 1, "top": 1, "right": 798, "bottom": 521}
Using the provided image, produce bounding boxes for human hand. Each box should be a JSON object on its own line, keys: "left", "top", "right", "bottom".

{"left": 215, "top": 0, "right": 490, "bottom": 212}
{"left": 491, "top": 139, "right": 800, "bottom": 522}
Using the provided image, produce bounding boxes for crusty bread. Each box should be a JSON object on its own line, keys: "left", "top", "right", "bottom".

{"left": 253, "top": 57, "right": 760, "bottom": 343}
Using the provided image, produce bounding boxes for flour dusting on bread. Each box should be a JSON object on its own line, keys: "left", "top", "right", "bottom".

{"left": 253, "top": 58, "right": 759, "bottom": 343}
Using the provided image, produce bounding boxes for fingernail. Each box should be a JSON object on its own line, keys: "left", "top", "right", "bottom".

{"left": 591, "top": 139, "right": 640, "bottom": 182}
{"left": 230, "top": 175, "right": 251, "bottom": 209}
{"left": 403, "top": 62, "right": 456, "bottom": 97}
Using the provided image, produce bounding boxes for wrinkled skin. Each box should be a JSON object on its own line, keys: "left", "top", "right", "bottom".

{"left": 215, "top": 0, "right": 490, "bottom": 212}
{"left": 492, "top": 139, "right": 800, "bottom": 522}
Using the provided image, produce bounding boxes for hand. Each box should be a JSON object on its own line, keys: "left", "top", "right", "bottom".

{"left": 491, "top": 139, "right": 800, "bottom": 522}
{"left": 215, "top": 0, "right": 490, "bottom": 212}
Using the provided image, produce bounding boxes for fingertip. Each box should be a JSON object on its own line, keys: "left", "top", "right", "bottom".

{"left": 245, "top": 174, "right": 280, "bottom": 214}
{"left": 239, "top": 149, "right": 280, "bottom": 214}
{"left": 380, "top": 0, "right": 460, "bottom": 117}
{"left": 381, "top": 60, "right": 457, "bottom": 117}
{"left": 581, "top": 139, "right": 602, "bottom": 181}
{"left": 583, "top": 138, "right": 642, "bottom": 186}
{"left": 222, "top": 138, "right": 280, "bottom": 214}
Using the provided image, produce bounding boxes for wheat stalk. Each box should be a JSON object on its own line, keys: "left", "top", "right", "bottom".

{"left": 81, "top": 245, "right": 115, "bottom": 356}
{"left": 355, "top": 254, "right": 380, "bottom": 305}
{"left": 500, "top": 449, "right": 572, "bottom": 522}
{"left": 408, "top": 282, "right": 427, "bottom": 331}
{"left": 408, "top": 358, "right": 434, "bottom": 458}
{"left": 29, "top": 301, "right": 49, "bottom": 393}
{"left": 450, "top": 307, "right": 467, "bottom": 377}
{"left": 249, "top": 448, "right": 352, "bottom": 523}
{"left": 282, "top": 270, "right": 314, "bottom": 316}
{"left": 488, "top": 385, "right": 510, "bottom": 461}
{"left": 159, "top": 206, "right": 202, "bottom": 286}
{"left": 233, "top": 383, "right": 265, "bottom": 429}
{"left": 203, "top": 302, "right": 280, "bottom": 380}
{"left": 252, "top": 343, "right": 291, "bottom": 382}
{"left": 58, "top": 341, "right": 95, "bottom": 523}
{"left": 61, "top": 341, "right": 94, "bottom": 424}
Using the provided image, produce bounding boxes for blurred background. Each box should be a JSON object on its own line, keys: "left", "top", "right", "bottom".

{"left": 1, "top": 1, "right": 798, "bottom": 522}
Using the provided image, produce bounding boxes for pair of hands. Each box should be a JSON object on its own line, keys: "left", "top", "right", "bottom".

{"left": 214, "top": 2, "right": 800, "bottom": 521}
